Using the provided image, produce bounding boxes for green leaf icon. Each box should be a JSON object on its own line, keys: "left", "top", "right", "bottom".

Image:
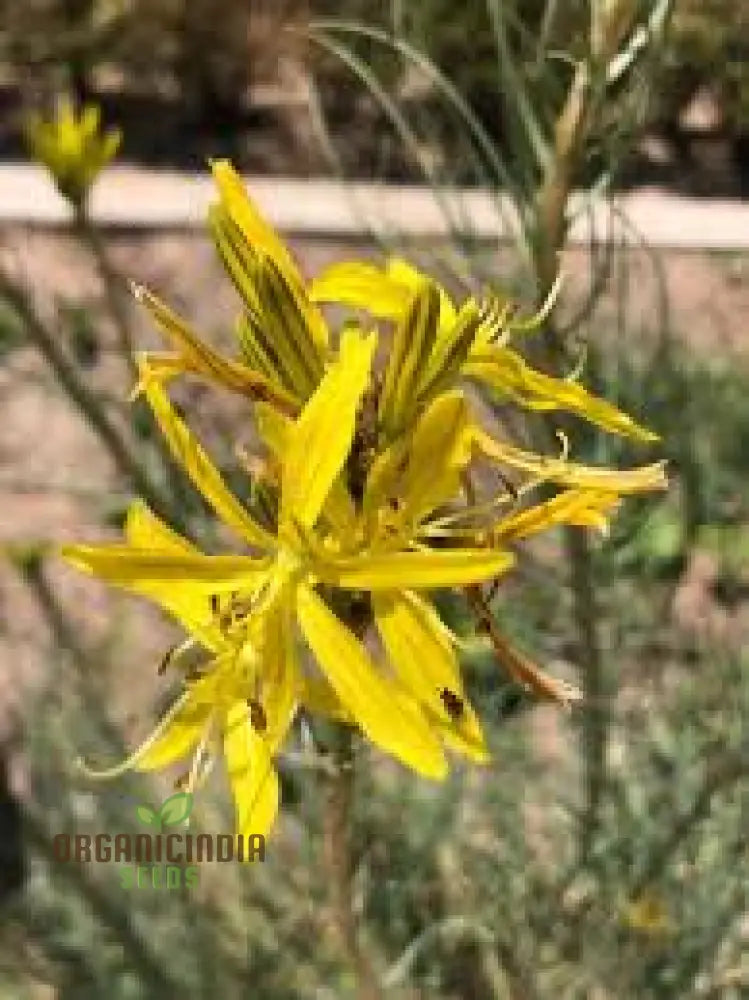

{"left": 158, "top": 792, "right": 194, "bottom": 828}
{"left": 136, "top": 804, "right": 157, "bottom": 827}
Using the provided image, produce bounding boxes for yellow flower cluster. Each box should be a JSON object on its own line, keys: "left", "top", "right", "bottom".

{"left": 62, "top": 161, "right": 666, "bottom": 845}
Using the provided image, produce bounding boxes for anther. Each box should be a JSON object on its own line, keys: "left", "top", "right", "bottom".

{"left": 157, "top": 644, "right": 177, "bottom": 676}
{"left": 247, "top": 698, "right": 268, "bottom": 733}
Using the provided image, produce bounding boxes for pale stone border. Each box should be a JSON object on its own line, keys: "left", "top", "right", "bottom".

{"left": 1, "top": 162, "right": 748, "bottom": 249}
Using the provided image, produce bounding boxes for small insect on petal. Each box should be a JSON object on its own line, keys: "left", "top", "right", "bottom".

{"left": 439, "top": 687, "right": 465, "bottom": 721}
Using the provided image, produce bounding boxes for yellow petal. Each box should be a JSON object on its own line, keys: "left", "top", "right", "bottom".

{"left": 465, "top": 345, "right": 659, "bottom": 442}
{"left": 387, "top": 258, "right": 458, "bottom": 332}
{"left": 136, "top": 694, "right": 213, "bottom": 772}
{"left": 298, "top": 674, "right": 353, "bottom": 723}
{"left": 61, "top": 543, "right": 268, "bottom": 592}
{"left": 281, "top": 327, "right": 375, "bottom": 531}
{"left": 254, "top": 593, "right": 298, "bottom": 753}
{"left": 310, "top": 261, "right": 411, "bottom": 318}
{"left": 472, "top": 427, "right": 668, "bottom": 494}
{"left": 141, "top": 373, "right": 275, "bottom": 550}
{"left": 209, "top": 208, "right": 318, "bottom": 397}
{"left": 310, "top": 257, "right": 458, "bottom": 336}
{"left": 379, "top": 278, "right": 440, "bottom": 436}
{"left": 125, "top": 498, "right": 192, "bottom": 552}
{"left": 492, "top": 489, "right": 620, "bottom": 541}
{"left": 374, "top": 591, "right": 488, "bottom": 763}
{"left": 121, "top": 501, "right": 224, "bottom": 649}
{"left": 399, "top": 390, "right": 472, "bottom": 527}
{"left": 295, "top": 584, "right": 447, "bottom": 779}
{"left": 77, "top": 691, "right": 211, "bottom": 779}
{"left": 317, "top": 548, "right": 515, "bottom": 591}
{"left": 361, "top": 437, "right": 407, "bottom": 531}
{"left": 254, "top": 253, "right": 325, "bottom": 396}
{"left": 223, "top": 701, "right": 280, "bottom": 842}
{"left": 256, "top": 402, "right": 357, "bottom": 537}
{"left": 210, "top": 159, "right": 328, "bottom": 354}
{"left": 235, "top": 312, "right": 278, "bottom": 381}
{"left": 417, "top": 299, "right": 482, "bottom": 402}
{"left": 131, "top": 284, "right": 298, "bottom": 412}
{"left": 211, "top": 160, "right": 301, "bottom": 294}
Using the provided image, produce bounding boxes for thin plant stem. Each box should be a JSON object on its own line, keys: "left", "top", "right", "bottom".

{"left": 73, "top": 201, "right": 137, "bottom": 381}
{"left": 0, "top": 268, "right": 182, "bottom": 531}
{"left": 321, "top": 725, "right": 383, "bottom": 1000}
{"left": 564, "top": 518, "right": 605, "bottom": 861}
{"left": 529, "top": 0, "right": 642, "bottom": 861}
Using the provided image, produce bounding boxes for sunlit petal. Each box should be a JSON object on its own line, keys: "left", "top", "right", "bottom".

{"left": 317, "top": 548, "right": 515, "bottom": 590}
{"left": 281, "top": 327, "right": 375, "bottom": 531}
{"left": 223, "top": 702, "right": 280, "bottom": 843}
{"left": 295, "top": 584, "right": 447, "bottom": 779}
{"left": 374, "top": 591, "right": 488, "bottom": 762}
{"left": 140, "top": 372, "right": 275, "bottom": 549}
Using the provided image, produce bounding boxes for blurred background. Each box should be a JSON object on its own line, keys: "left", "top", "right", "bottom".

{"left": 1, "top": 1, "right": 748, "bottom": 997}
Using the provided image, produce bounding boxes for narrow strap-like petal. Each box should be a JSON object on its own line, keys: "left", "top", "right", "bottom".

{"left": 374, "top": 591, "right": 488, "bottom": 763}
{"left": 141, "top": 373, "right": 276, "bottom": 550}
{"left": 295, "top": 583, "right": 447, "bottom": 780}
{"left": 281, "top": 327, "right": 375, "bottom": 532}
{"left": 317, "top": 548, "right": 515, "bottom": 591}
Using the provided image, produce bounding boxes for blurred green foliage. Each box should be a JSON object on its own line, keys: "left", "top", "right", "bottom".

{"left": 659, "top": 0, "right": 749, "bottom": 133}
{"left": 1, "top": 0, "right": 748, "bottom": 183}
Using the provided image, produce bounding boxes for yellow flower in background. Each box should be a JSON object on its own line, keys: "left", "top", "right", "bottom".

{"left": 622, "top": 892, "right": 673, "bottom": 935}
{"left": 24, "top": 95, "right": 121, "bottom": 206}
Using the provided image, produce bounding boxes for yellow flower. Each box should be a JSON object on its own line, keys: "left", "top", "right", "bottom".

{"left": 258, "top": 387, "right": 510, "bottom": 762}
{"left": 60, "top": 158, "right": 669, "bottom": 843}
{"left": 24, "top": 96, "right": 121, "bottom": 206}
{"left": 62, "top": 328, "right": 512, "bottom": 840}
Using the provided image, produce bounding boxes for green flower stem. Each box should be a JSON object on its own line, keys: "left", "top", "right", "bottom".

{"left": 530, "top": 1, "right": 643, "bottom": 861}
{"left": 73, "top": 201, "right": 137, "bottom": 380}
{"left": 321, "top": 723, "right": 383, "bottom": 1000}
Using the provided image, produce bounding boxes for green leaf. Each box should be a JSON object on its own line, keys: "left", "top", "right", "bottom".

{"left": 158, "top": 792, "right": 194, "bottom": 827}
{"left": 135, "top": 804, "right": 157, "bottom": 827}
